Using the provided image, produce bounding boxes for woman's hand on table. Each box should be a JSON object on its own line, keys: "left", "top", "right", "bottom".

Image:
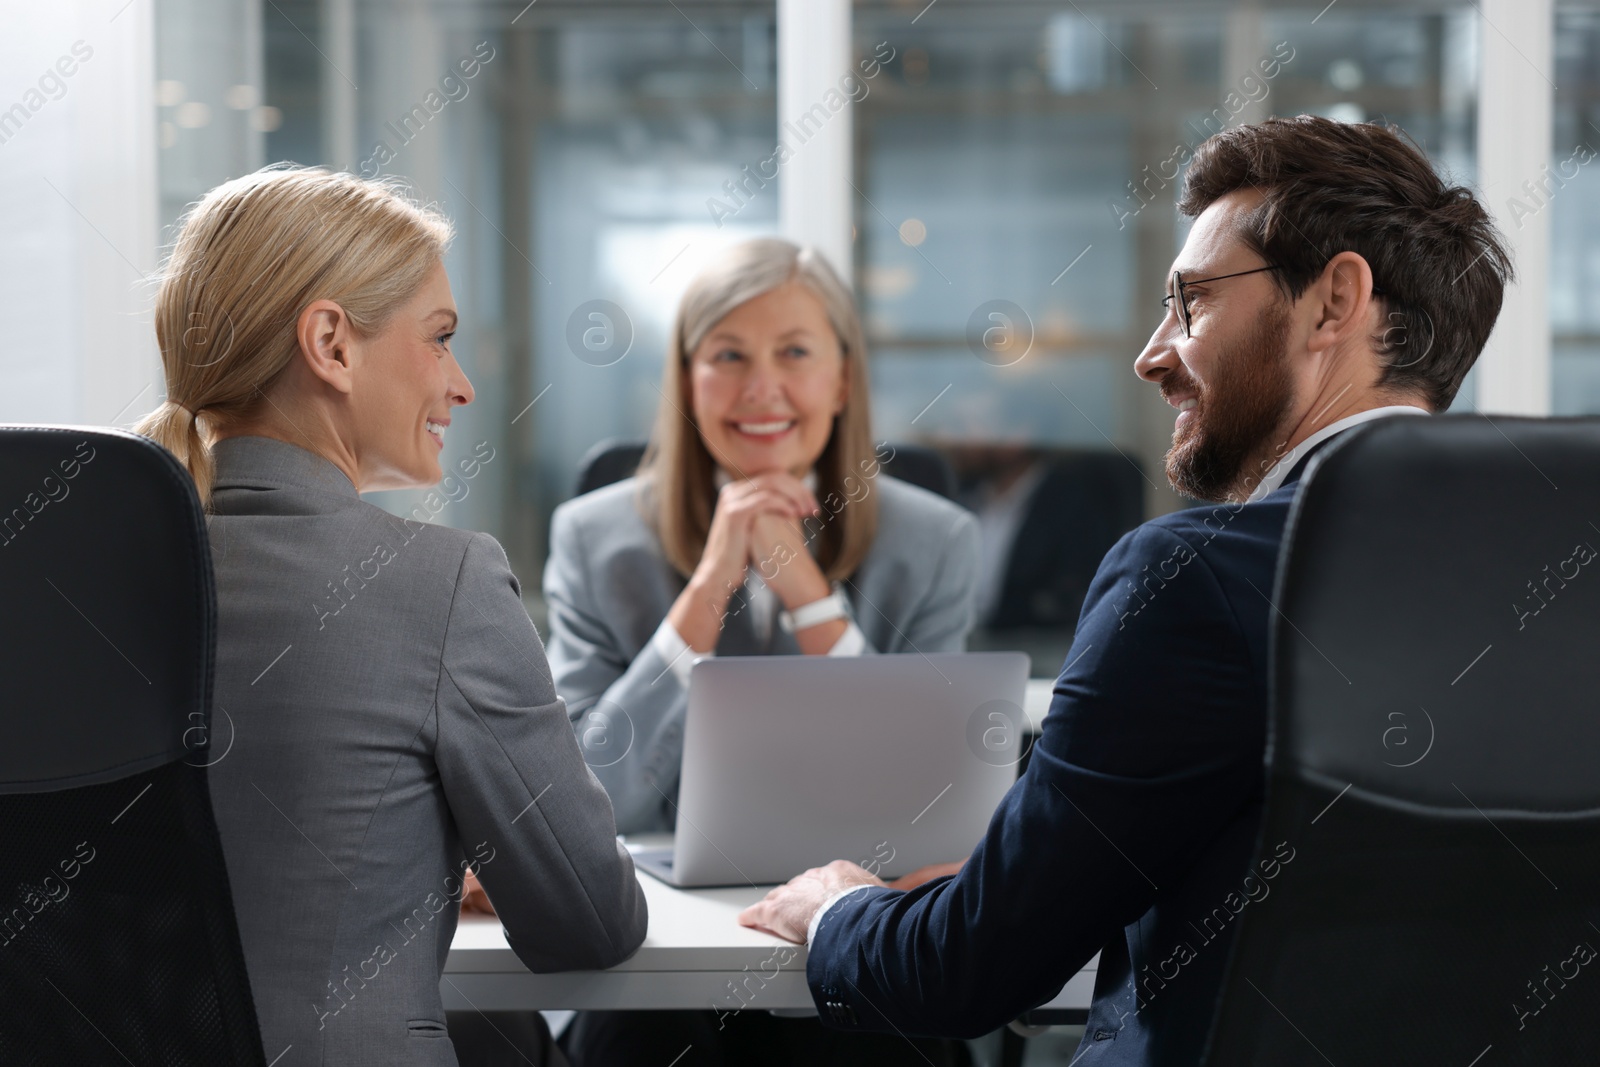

{"left": 460, "top": 868, "right": 496, "bottom": 916}
{"left": 887, "top": 860, "right": 965, "bottom": 891}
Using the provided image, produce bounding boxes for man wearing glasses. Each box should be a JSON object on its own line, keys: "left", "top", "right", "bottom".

{"left": 741, "top": 114, "right": 1513, "bottom": 1065}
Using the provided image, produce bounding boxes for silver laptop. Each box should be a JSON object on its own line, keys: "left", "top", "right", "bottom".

{"left": 634, "top": 651, "right": 1031, "bottom": 887}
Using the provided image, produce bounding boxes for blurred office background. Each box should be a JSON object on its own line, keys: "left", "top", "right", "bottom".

{"left": 3, "top": 0, "right": 1589, "bottom": 674}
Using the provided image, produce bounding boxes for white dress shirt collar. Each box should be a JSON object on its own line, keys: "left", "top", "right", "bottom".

{"left": 1245, "top": 405, "right": 1430, "bottom": 503}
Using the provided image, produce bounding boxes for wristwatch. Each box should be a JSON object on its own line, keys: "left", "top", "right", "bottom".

{"left": 778, "top": 590, "right": 849, "bottom": 633}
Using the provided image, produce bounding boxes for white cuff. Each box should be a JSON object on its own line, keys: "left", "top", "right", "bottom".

{"left": 827, "top": 620, "right": 867, "bottom": 657}
{"left": 650, "top": 617, "right": 711, "bottom": 689}
{"left": 806, "top": 883, "right": 881, "bottom": 945}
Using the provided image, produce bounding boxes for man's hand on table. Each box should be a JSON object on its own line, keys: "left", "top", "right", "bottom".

{"left": 738, "top": 860, "right": 886, "bottom": 943}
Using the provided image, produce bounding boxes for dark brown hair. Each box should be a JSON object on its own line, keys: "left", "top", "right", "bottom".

{"left": 1178, "top": 115, "right": 1512, "bottom": 410}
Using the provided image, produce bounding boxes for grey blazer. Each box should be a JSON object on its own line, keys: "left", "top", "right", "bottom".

{"left": 544, "top": 473, "right": 981, "bottom": 834}
{"left": 204, "top": 436, "right": 646, "bottom": 1067}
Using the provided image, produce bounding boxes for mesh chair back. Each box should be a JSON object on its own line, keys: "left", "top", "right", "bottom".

{"left": 1203, "top": 415, "right": 1600, "bottom": 1066}
{"left": 0, "top": 425, "right": 264, "bottom": 1066}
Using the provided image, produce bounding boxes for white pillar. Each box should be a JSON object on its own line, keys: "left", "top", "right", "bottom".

{"left": 322, "top": 0, "right": 358, "bottom": 170}
{"left": 1475, "top": 0, "right": 1552, "bottom": 415}
{"left": 777, "top": 0, "right": 852, "bottom": 284}
{"left": 0, "top": 1, "right": 159, "bottom": 427}
{"left": 1221, "top": 4, "right": 1267, "bottom": 127}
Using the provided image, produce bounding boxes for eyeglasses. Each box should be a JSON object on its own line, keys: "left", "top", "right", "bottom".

{"left": 1161, "top": 265, "right": 1281, "bottom": 338}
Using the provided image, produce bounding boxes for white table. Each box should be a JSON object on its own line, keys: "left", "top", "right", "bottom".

{"left": 444, "top": 841, "right": 815, "bottom": 1013}
{"left": 443, "top": 856, "right": 1095, "bottom": 1014}
{"left": 444, "top": 679, "right": 1090, "bottom": 1017}
{"left": 1024, "top": 676, "right": 1054, "bottom": 730}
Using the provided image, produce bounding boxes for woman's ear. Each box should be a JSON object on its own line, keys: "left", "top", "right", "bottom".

{"left": 296, "top": 299, "right": 356, "bottom": 395}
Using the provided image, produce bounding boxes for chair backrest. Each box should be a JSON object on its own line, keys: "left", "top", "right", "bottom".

{"left": 987, "top": 449, "right": 1146, "bottom": 630}
{"left": 0, "top": 425, "right": 264, "bottom": 1065}
{"left": 573, "top": 437, "right": 957, "bottom": 500}
{"left": 1204, "top": 415, "right": 1600, "bottom": 1066}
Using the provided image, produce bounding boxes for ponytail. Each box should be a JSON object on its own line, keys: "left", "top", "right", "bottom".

{"left": 133, "top": 400, "right": 215, "bottom": 506}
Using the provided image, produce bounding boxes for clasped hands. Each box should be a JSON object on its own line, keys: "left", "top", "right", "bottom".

{"left": 668, "top": 471, "right": 844, "bottom": 655}
{"left": 705, "top": 470, "right": 828, "bottom": 608}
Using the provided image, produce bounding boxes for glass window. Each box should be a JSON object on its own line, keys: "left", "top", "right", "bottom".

{"left": 154, "top": 0, "right": 1483, "bottom": 649}
{"left": 853, "top": 1, "right": 1476, "bottom": 658}
{"left": 1553, "top": 2, "right": 1600, "bottom": 415}
{"left": 156, "top": 0, "right": 777, "bottom": 595}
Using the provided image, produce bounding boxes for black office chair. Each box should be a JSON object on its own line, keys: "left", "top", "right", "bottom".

{"left": 1202, "top": 415, "right": 1600, "bottom": 1065}
{"left": 573, "top": 438, "right": 958, "bottom": 500}
{"left": 0, "top": 426, "right": 265, "bottom": 1065}
{"left": 986, "top": 449, "right": 1146, "bottom": 631}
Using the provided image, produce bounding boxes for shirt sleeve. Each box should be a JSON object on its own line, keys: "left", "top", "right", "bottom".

{"left": 807, "top": 883, "right": 881, "bottom": 944}
{"left": 826, "top": 619, "right": 868, "bottom": 657}
{"left": 649, "top": 616, "right": 712, "bottom": 689}
{"left": 650, "top": 598, "right": 860, "bottom": 677}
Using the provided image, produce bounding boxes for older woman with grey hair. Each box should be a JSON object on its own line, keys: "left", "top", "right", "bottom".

{"left": 548, "top": 237, "right": 980, "bottom": 835}
{"left": 545, "top": 237, "right": 978, "bottom": 1066}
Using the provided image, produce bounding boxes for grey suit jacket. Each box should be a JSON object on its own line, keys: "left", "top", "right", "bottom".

{"left": 544, "top": 473, "right": 980, "bottom": 834}
{"left": 205, "top": 436, "right": 646, "bottom": 1067}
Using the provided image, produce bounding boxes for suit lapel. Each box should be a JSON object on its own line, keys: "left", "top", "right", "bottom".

{"left": 715, "top": 585, "right": 765, "bottom": 657}
{"left": 714, "top": 582, "right": 802, "bottom": 656}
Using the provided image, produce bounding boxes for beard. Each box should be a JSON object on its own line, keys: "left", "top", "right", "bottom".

{"left": 1163, "top": 300, "right": 1295, "bottom": 504}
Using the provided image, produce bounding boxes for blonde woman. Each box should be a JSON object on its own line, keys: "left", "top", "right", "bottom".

{"left": 545, "top": 238, "right": 978, "bottom": 1067}
{"left": 137, "top": 166, "right": 644, "bottom": 1066}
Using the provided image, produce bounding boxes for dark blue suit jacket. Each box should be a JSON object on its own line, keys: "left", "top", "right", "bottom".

{"left": 807, "top": 454, "right": 1319, "bottom": 1066}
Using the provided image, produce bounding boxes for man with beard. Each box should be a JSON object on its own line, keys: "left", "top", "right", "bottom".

{"left": 738, "top": 115, "right": 1513, "bottom": 1066}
